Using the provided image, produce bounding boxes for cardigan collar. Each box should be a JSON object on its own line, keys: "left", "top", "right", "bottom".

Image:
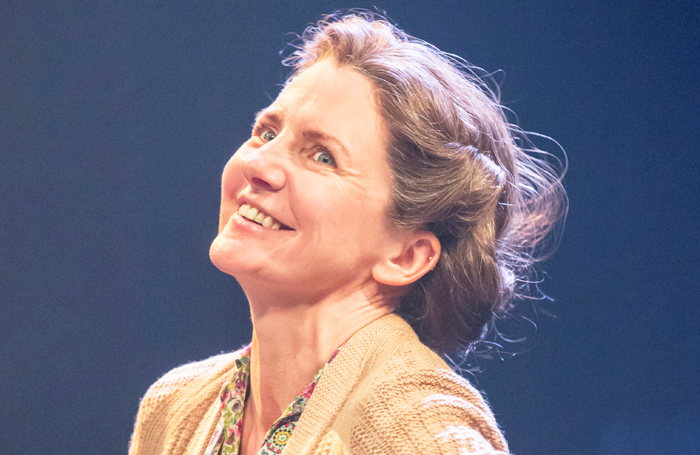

{"left": 283, "top": 313, "right": 418, "bottom": 454}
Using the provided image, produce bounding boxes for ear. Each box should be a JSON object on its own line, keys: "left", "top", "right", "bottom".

{"left": 371, "top": 231, "right": 441, "bottom": 287}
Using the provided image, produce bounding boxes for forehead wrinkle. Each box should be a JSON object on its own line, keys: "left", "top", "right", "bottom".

{"left": 262, "top": 65, "right": 388, "bottom": 168}
{"left": 256, "top": 83, "right": 308, "bottom": 124}
{"left": 274, "top": 89, "right": 355, "bottom": 162}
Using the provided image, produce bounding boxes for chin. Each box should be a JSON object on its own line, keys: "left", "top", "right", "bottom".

{"left": 209, "top": 234, "right": 240, "bottom": 276}
{"left": 210, "top": 233, "right": 268, "bottom": 281}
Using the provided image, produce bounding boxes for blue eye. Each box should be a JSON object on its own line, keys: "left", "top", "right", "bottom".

{"left": 261, "top": 130, "right": 276, "bottom": 142}
{"left": 312, "top": 149, "right": 336, "bottom": 166}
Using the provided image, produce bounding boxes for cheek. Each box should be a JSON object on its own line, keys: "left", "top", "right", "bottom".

{"left": 304, "top": 179, "right": 390, "bottom": 243}
{"left": 218, "top": 153, "right": 246, "bottom": 231}
{"left": 222, "top": 153, "right": 244, "bottom": 195}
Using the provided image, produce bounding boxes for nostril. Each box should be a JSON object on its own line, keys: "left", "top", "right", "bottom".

{"left": 251, "top": 177, "right": 274, "bottom": 191}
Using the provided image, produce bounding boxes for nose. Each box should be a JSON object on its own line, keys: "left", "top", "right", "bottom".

{"left": 239, "top": 142, "right": 287, "bottom": 192}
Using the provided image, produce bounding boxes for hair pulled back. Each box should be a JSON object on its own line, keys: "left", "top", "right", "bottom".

{"left": 284, "top": 12, "right": 567, "bottom": 355}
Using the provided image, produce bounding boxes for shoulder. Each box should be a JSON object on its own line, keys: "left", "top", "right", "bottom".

{"left": 142, "top": 350, "right": 243, "bottom": 401}
{"left": 129, "top": 349, "right": 246, "bottom": 455}
{"left": 341, "top": 316, "right": 509, "bottom": 453}
{"left": 355, "top": 366, "right": 508, "bottom": 454}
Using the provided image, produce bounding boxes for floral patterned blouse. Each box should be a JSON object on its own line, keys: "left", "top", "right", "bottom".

{"left": 204, "top": 345, "right": 340, "bottom": 455}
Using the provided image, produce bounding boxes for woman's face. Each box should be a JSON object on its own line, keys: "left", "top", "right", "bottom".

{"left": 210, "top": 59, "right": 402, "bottom": 301}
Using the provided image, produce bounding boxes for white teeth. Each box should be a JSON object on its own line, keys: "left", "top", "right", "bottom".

{"left": 237, "top": 203, "right": 284, "bottom": 230}
{"left": 245, "top": 207, "right": 259, "bottom": 220}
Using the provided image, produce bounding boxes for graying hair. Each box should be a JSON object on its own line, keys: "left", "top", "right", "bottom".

{"left": 284, "top": 12, "right": 568, "bottom": 354}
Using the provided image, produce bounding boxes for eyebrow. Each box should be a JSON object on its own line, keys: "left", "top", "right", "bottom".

{"left": 254, "top": 109, "right": 350, "bottom": 160}
{"left": 254, "top": 109, "right": 279, "bottom": 124}
{"left": 301, "top": 129, "right": 350, "bottom": 160}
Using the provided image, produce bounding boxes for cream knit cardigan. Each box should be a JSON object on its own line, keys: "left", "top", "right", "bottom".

{"left": 129, "top": 314, "right": 510, "bottom": 455}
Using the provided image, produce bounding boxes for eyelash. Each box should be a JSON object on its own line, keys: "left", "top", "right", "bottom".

{"left": 312, "top": 146, "right": 336, "bottom": 167}
{"left": 251, "top": 123, "right": 274, "bottom": 140}
{"left": 251, "top": 123, "right": 337, "bottom": 167}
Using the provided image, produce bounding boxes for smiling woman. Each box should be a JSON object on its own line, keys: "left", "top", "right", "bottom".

{"left": 129, "top": 12, "right": 566, "bottom": 455}
{"left": 209, "top": 59, "right": 401, "bottom": 299}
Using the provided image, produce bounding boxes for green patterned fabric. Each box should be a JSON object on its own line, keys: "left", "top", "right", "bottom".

{"left": 204, "top": 345, "right": 340, "bottom": 455}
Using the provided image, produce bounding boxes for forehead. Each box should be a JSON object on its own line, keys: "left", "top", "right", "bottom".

{"left": 265, "top": 59, "right": 389, "bottom": 154}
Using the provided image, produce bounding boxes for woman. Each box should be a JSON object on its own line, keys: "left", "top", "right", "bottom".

{"left": 129, "top": 12, "right": 566, "bottom": 455}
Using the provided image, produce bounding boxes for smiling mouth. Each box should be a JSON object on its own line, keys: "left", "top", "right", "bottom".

{"left": 237, "top": 204, "right": 293, "bottom": 230}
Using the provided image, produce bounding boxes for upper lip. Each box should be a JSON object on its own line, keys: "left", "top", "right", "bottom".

{"left": 236, "top": 196, "right": 293, "bottom": 230}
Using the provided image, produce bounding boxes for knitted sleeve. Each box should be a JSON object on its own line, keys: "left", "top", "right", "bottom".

{"left": 348, "top": 368, "right": 509, "bottom": 455}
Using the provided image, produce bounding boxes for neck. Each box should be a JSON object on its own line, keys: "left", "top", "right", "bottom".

{"left": 242, "top": 280, "right": 394, "bottom": 434}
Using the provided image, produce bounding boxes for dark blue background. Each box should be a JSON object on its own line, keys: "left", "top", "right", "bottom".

{"left": 1, "top": 1, "right": 698, "bottom": 454}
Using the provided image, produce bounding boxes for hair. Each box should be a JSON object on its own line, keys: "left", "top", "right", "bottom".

{"left": 283, "top": 12, "right": 568, "bottom": 355}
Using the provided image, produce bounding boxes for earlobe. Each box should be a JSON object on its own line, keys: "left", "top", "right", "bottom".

{"left": 372, "top": 231, "right": 441, "bottom": 287}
